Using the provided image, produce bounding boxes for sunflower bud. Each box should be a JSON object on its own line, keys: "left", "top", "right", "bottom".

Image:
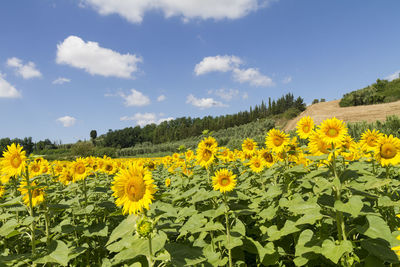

{"left": 137, "top": 217, "right": 153, "bottom": 238}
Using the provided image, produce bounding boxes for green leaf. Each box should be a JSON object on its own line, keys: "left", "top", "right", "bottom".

{"left": 165, "top": 243, "right": 206, "bottom": 266}
{"left": 106, "top": 214, "right": 138, "bottom": 246}
{"left": 361, "top": 238, "right": 399, "bottom": 263}
{"left": 356, "top": 215, "right": 392, "bottom": 241}
{"left": 365, "top": 178, "right": 391, "bottom": 190}
{"left": 0, "top": 219, "right": 18, "bottom": 237}
{"left": 35, "top": 240, "right": 70, "bottom": 266}
{"left": 265, "top": 185, "right": 282, "bottom": 199}
{"left": 334, "top": 195, "right": 363, "bottom": 218}
{"left": 320, "top": 240, "right": 353, "bottom": 264}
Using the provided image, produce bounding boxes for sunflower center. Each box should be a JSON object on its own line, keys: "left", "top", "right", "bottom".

{"left": 253, "top": 161, "right": 260, "bottom": 168}
{"left": 126, "top": 179, "right": 146, "bottom": 202}
{"left": 10, "top": 154, "right": 22, "bottom": 169}
{"left": 380, "top": 143, "right": 397, "bottom": 159}
{"left": 263, "top": 153, "right": 273, "bottom": 163}
{"left": 202, "top": 149, "right": 212, "bottom": 161}
{"left": 32, "top": 188, "right": 42, "bottom": 198}
{"left": 105, "top": 164, "right": 113, "bottom": 172}
{"left": 76, "top": 164, "right": 85, "bottom": 174}
{"left": 302, "top": 125, "right": 310, "bottom": 133}
{"left": 366, "top": 136, "right": 376, "bottom": 147}
{"left": 327, "top": 128, "right": 338, "bottom": 138}
{"left": 246, "top": 143, "right": 254, "bottom": 150}
{"left": 273, "top": 136, "right": 283, "bottom": 147}
{"left": 220, "top": 176, "right": 230, "bottom": 186}
{"left": 32, "top": 164, "right": 40, "bottom": 173}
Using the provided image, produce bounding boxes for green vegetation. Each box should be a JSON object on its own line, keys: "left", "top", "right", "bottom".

{"left": 101, "top": 93, "right": 305, "bottom": 148}
{"left": 0, "top": 93, "right": 304, "bottom": 159}
{"left": 339, "top": 77, "right": 400, "bottom": 107}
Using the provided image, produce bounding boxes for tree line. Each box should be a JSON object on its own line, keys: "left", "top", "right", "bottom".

{"left": 101, "top": 93, "right": 306, "bottom": 148}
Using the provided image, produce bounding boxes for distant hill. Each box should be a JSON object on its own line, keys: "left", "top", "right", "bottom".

{"left": 284, "top": 99, "right": 400, "bottom": 131}
{"left": 339, "top": 77, "right": 400, "bottom": 107}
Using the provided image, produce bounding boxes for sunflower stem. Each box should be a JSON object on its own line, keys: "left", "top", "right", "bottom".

{"left": 44, "top": 204, "right": 51, "bottom": 246}
{"left": 147, "top": 235, "right": 154, "bottom": 267}
{"left": 25, "top": 166, "right": 36, "bottom": 257}
{"left": 331, "top": 146, "right": 350, "bottom": 267}
{"left": 223, "top": 194, "right": 233, "bottom": 267}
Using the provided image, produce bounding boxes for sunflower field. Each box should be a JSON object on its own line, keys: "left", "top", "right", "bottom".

{"left": 1, "top": 117, "right": 400, "bottom": 266}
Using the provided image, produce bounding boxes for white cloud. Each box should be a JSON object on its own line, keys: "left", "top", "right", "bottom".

{"left": 82, "top": 0, "right": 274, "bottom": 24}
{"left": 242, "top": 92, "right": 249, "bottom": 99}
{"left": 282, "top": 76, "right": 292, "bottom": 84}
{"left": 56, "top": 116, "right": 76, "bottom": 127}
{"left": 157, "top": 94, "right": 166, "bottom": 102}
{"left": 232, "top": 68, "right": 274, "bottom": 87}
{"left": 194, "top": 55, "right": 242, "bottom": 76}
{"left": 56, "top": 35, "right": 142, "bottom": 78}
{"left": 214, "top": 88, "right": 239, "bottom": 101}
{"left": 386, "top": 71, "right": 400, "bottom": 81}
{"left": 7, "top": 57, "right": 42, "bottom": 79}
{"left": 0, "top": 74, "right": 21, "bottom": 98}
{"left": 118, "top": 89, "right": 150, "bottom": 107}
{"left": 186, "top": 94, "right": 227, "bottom": 109}
{"left": 52, "top": 77, "right": 71, "bottom": 85}
{"left": 120, "top": 112, "right": 174, "bottom": 127}
{"left": 195, "top": 55, "right": 274, "bottom": 87}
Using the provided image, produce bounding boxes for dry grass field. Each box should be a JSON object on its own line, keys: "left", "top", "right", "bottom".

{"left": 284, "top": 99, "right": 400, "bottom": 131}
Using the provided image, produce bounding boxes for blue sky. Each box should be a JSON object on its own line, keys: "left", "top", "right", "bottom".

{"left": 1, "top": 0, "right": 400, "bottom": 143}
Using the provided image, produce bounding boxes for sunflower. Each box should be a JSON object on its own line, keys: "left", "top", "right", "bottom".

{"left": 360, "top": 129, "right": 383, "bottom": 152}
{"left": 296, "top": 116, "right": 315, "bottom": 140}
{"left": 242, "top": 138, "right": 258, "bottom": 156}
{"left": 19, "top": 180, "right": 45, "bottom": 207}
{"left": 374, "top": 134, "right": 400, "bottom": 166}
{"left": 308, "top": 131, "right": 330, "bottom": 156}
{"left": 265, "top": 129, "right": 289, "bottom": 153}
{"left": 248, "top": 155, "right": 265, "bottom": 173}
{"left": 185, "top": 150, "right": 195, "bottom": 161}
{"left": 212, "top": 169, "right": 237, "bottom": 193}
{"left": 259, "top": 149, "right": 275, "bottom": 167}
{"left": 217, "top": 147, "right": 230, "bottom": 162}
{"left": 111, "top": 162, "right": 156, "bottom": 215}
{"left": 102, "top": 159, "right": 117, "bottom": 175}
{"left": 0, "top": 185, "right": 5, "bottom": 198}
{"left": 317, "top": 117, "right": 348, "bottom": 146}
{"left": 165, "top": 178, "right": 171, "bottom": 187}
{"left": 198, "top": 136, "right": 218, "bottom": 150}
{"left": 59, "top": 168, "right": 74, "bottom": 185}
{"left": 72, "top": 158, "right": 88, "bottom": 182}
{"left": 196, "top": 146, "right": 216, "bottom": 169}
{"left": 1, "top": 143, "right": 26, "bottom": 177}
{"left": 29, "top": 161, "right": 42, "bottom": 178}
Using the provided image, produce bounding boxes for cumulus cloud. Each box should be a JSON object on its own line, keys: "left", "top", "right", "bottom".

{"left": 0, "top": 74, "right": 21, "bottom": 98}
{"left": 385, "top": 71, "right": 400, "bottom": 81}
{"left": 282, "top": 76, "right": 292, "bottom": 84}
{"left": 194, "top": 55, "right": 242, "bottom": 76}
{"left": 7, "top": 57, "right": 42, "bottom": 79}
{"left": 186, "top": 94, "right": 227, "bottom": 109}
{"left": 118, "top": 89, "right": 150, "bottom": 107}
{"left": 56, "top": 116, "right": 76, "bottom": 127}
{"left": 213, "top": 88, "right": 239, "bottom": 101}
{"left": 120, "top": 112, "right": 174, "bottom": 127}
{"left": 157, "top": 94, "right": 166, "bottom": 102}
{"left": 232, "top": 68, "right": 274, "bottom": 87}
{"left": 52, "top": 77, "right": 71, "bottom": 85}
{"left": 56, "top": 35, "right": 142, "bottom": 78}
{"left": 82, "top": 0, "right": 274, "bottom": 24}
{"left": 195, "top": 55, "right": 274, "bottom": 87}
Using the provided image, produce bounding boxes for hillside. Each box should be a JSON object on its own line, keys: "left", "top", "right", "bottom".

{"left": 284, "top": 99, "right": 400, "bottom": 131}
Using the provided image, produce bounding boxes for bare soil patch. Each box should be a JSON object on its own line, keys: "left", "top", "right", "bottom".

{"left": 284, "top": 100, "right": 400, "bottom": 131}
